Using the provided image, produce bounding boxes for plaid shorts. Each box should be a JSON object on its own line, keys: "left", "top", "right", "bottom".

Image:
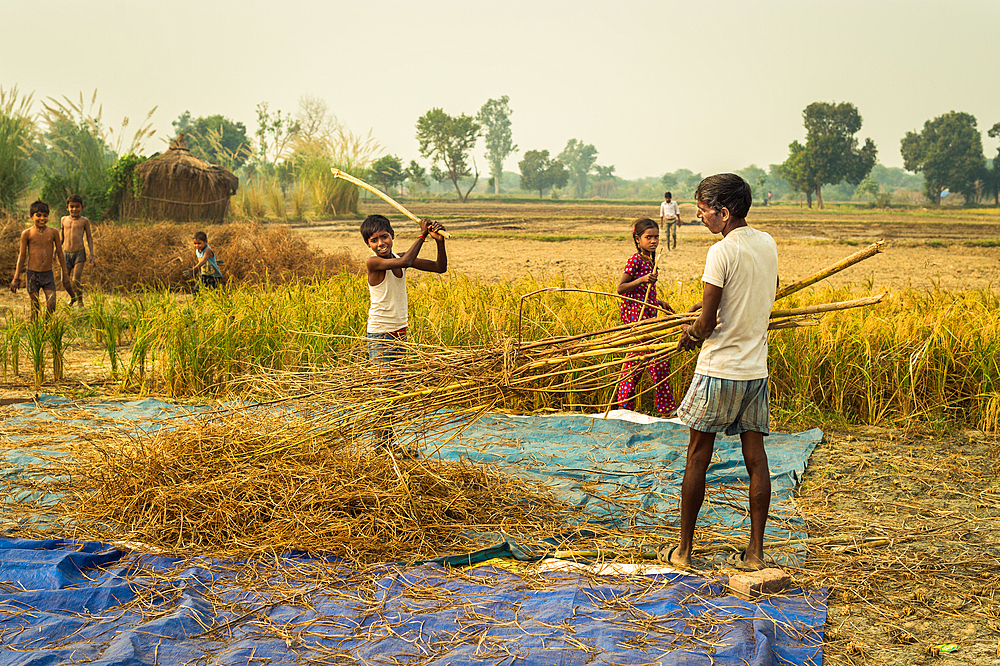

{"left": 677, "top": 374, "right": 770, "bottom": 436}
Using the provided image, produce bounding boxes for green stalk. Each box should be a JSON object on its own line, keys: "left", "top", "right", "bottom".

{"left": 48, "top": 314, "right": 69, "bottom": 382}
{"left": 25, "top": 319, "right": 47, "bottom": 390}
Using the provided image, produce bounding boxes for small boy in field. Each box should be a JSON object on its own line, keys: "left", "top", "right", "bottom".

{"left": 10, "top": 200, "right": 75, "bottom": 320}
{"left": 361, "top": 214, "right": 447, "bottom": 365}
{"left": 184, "top": 231, "right": 225, "bottom": 290}
{"left": 60, "top": 194, "right": 95, "bottom": 308}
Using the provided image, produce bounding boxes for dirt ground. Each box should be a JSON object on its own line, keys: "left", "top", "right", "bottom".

{"left": 1, "top": 201, "right": 999, "bottom": 665}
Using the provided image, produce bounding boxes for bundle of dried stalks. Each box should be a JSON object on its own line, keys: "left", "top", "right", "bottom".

{"left": 82, "top": 221, "right": 357, "bottom": 290}
{"left": 2, "top": 406, "right": 584, "bottom": 563}
{"left": 249, "top": 245, "right": 886, "bottom": 449}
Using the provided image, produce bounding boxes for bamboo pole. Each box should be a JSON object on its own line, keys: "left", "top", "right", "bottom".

{"left": 775, "top": 240, "right": 885, "bottom": 301}
{"left": 331, "top": 168, "right": 452, "bottom": 238}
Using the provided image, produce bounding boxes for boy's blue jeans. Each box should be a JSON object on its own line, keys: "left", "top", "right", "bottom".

{"left": 366, "top": 329, "right": 407, "bottom": 366}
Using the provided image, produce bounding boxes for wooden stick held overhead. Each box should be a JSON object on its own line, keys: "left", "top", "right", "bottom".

{"left": 331, "top": 168, "right": 452, "bottom": 238}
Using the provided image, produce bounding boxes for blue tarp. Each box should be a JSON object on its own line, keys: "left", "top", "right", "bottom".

{"left": 0, "top": 397, "right": 827, "bottom": 665}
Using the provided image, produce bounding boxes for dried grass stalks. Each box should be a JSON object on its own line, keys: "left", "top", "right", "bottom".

{"left": 11, "top": 407, "right": 578, "bottom": 563}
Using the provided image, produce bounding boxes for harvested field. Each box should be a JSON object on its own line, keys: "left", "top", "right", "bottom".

{"left": 299, "top": 199, "right": 1000, "bottom": 291}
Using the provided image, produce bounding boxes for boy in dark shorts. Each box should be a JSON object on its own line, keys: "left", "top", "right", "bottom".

{"left": 10, "top": 200, "right": 75, "bottom": 320}
{"left": 60, "top": 194, "right": 95, "bottom": 308}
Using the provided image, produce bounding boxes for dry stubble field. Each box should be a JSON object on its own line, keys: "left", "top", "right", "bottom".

{"left": 2, "top": 200, "right": 999, "bottom": 665}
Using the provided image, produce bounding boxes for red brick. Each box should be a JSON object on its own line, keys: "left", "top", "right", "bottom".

{"left": 727, "top": 568, "right": 791, "bottom": 599}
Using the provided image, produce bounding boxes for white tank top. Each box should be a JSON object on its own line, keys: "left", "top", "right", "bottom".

{"left": 367, "top": 258, "right": 408, "bottom": 333}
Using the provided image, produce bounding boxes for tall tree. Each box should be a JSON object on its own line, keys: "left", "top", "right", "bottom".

{"left": 404, "top": 160, "right": 427, "bottom": 194}
{"left": 477, "top": 96, "right": 517, "bottom": 195}
{"left": 518, "top": 149, "right": 568, "bottom": 198}
{"left": 779, "top": 102, "right": 876, "bottom": 209}
{"left": 416, "top": 108, "right": 481, "bottom": 202}
{"left": 370, "top": 154, "right": 405, "bottom": 196}
{"left": 987, "top": 122, "right": 1000, "bottom": 206}
{"left": 901, "top": 111, "right": 986, "bottom": 205}
{"left": 776, "top": 141, "right": 821, "bottom": 208}
{"left": 253, "top": 102, "right": 301, "bottom": 169}
{"left": 558, "top": 139, "right": 598, "bottom": 198}
{"left": 172, "top": 111, "right": 251, "bottom": 169}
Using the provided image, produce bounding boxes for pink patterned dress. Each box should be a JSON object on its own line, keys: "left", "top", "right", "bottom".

{"left": 616, "top": 253, "right": 676, "bottom": 414}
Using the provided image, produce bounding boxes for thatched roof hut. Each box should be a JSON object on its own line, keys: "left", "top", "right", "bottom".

{"left": 123, "top": 134, "right": 239, "bottom": 223}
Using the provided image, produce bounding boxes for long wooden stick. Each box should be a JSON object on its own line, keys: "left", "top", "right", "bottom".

{"left": 330, "top": 168, "right": 452, "bottom": 238}
{"left": 775, "top": 240, "right": 884, "bottom": 301}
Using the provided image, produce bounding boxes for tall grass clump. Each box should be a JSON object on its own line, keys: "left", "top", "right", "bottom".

{"left": 24, "top": 319, "right": 47, "bottom": 390}
{"left": 768, "top": 285, "right": 1000, "bottom": 430}
{"left": 48, "top": 314, "right": 70, "bottom": 382}
{"left": 4, "top": 317, "right": 23, "bottom": 378}
{"left": 290, "top": 184, "right": 309, "bottom": 220}
{"left": 0, "top": 86, "right": 35, "bottom": 214}
{"left": 267, "top": 180, "right": 286, "bottom": 220}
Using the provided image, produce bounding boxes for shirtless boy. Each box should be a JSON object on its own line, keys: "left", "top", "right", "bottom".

{"left": 10, "top": 200, "right": 74, "bottom": 320}
{"left": 60, "top": 194, "right": 95, "bottom": 307}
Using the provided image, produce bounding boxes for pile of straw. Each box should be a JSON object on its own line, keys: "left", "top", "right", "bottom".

{"left": 4, "top": 406, "right": 582, "bottom": 563}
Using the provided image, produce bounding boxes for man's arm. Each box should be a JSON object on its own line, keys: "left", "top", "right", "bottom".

{"left": 677, "top": 282, "right": 723, "bottom": 351}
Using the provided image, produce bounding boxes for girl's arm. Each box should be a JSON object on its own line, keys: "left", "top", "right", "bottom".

{"left": 617, "top": 270, "right": 656, "bottom": 295}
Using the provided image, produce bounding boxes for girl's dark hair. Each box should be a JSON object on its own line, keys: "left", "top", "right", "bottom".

{"left": 194, "top": 231, "right": 208, "bottom": 242}
{"left": 632, "top": 217, "right": 659, "bottom": 254}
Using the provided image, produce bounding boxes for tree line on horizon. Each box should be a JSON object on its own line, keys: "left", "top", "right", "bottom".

{"left": 2, "top": 86, "right": 999, "bottom": 220}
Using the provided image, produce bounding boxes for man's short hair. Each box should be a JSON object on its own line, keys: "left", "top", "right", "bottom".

{"left": 67, "top": 194, "right": 83, "bottom": 205}
{"left": 360, "top": 214, "right": 394, "bottom": 243}
{"left": 29, "top": 200, "right": 49, "bottom": 216}
{"left": 664, "top": 192, "right": 672, "bottom": 199}
{"left": 194, "top": 231, "right": 208, "bottom": 242}
{"left": 695, "top": 174, "right": 752, "bottom": 219}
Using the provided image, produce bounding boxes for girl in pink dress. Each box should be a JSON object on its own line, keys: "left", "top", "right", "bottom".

{"left": 615, "top": 218, "right": 676, "bottom": 414}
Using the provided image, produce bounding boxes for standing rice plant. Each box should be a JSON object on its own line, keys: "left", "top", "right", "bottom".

{"left": 290, "top": 184, "right": 309, "bottom": 220}
{"left": 267, "top": 180, "right": 286, "bottom": 220}
{"left": 48, "top": 314, "right": 70, "bottom": 382}
{"left": 0, "top": 86, "right": 36, "bottom": 214}
{"left": 102, "top": 306, "right": 123, "bottom": 380}
{"left": 87, "top": 291, "right": 107, "bottom": 343}
{"left": 5, "top": 317, "right": 23, "bottom": 377}
{"left": 24, "top": 319, "right": 47, "bottom": 390}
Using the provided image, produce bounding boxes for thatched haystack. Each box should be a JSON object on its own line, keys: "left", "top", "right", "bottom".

{"left": 123, "top": 134, "right": 239, "bottom": 223}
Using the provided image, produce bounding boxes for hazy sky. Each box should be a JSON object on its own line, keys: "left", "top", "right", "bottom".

{"left": 3, "top": 0, "right": 998, "bottom": 179}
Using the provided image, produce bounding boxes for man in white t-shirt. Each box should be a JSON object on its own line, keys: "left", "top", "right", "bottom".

{"left": 657, "top": 173, "right": 779, "bottom": 572}
{"left": 659, "top": 192, "right": 680, "bottom": 251}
